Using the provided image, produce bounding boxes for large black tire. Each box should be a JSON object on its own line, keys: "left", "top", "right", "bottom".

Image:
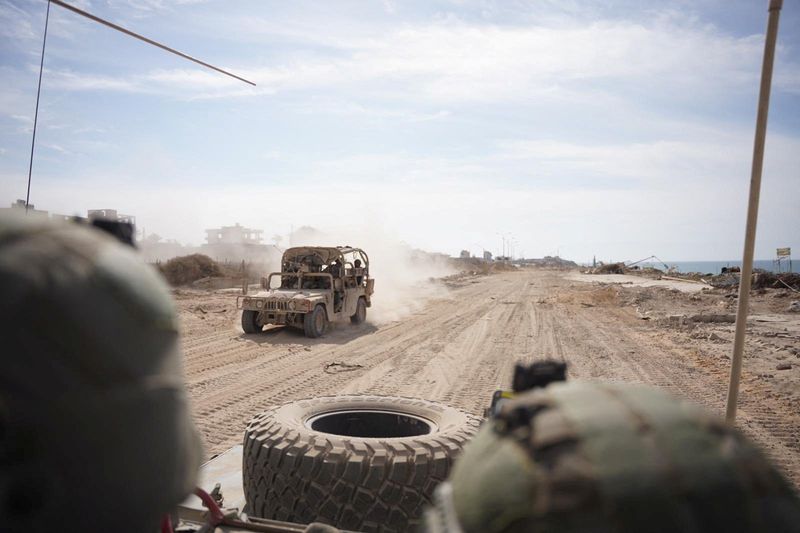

{"left": 350, "top": 297, "right": 367, "bottom": 324}
{"left": 242, "top": 395, "right": 480, "bottom": 532}
{"left": 241, "top": 309, "right": 261, "bottom": 334}
{"left": 303, "top": 304, "right": 327, "bottom": 338}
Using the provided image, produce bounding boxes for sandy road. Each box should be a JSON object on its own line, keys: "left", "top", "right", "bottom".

{"left": 177, "top": 269, "right": 799, "bottom": 487}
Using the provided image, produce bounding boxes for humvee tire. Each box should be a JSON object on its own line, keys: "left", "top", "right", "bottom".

{"left": 242, "top": 395, "right": 480, "bottom": 532}
{"left": 350, "top": 297, "right": 367, "bottom": 324}
{"left": 304, "top": 304, "right": 327, "bottom": 338}
{"left": 241, "top": 309, "right": 261, "bottom": 333}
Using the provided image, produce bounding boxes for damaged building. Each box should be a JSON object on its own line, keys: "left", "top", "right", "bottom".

{"left": 201, "top": 223, "right": 277, "bottom": 263}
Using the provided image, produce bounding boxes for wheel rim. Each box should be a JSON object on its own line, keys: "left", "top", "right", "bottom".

{"left": 358, "top": 301, "right": 366, "bottom": 321}
{"left": 314, "top": 309, "right": 324, "bottom": 332}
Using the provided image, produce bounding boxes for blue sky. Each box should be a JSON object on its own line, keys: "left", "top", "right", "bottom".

{"left": 0, "top": 0, "right": 798, "bottom": 261}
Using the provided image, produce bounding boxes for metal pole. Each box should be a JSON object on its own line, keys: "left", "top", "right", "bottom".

{"left": 726, "top": 0, "right": 782, "bottom": 424}
{"left": 26, "top": 0, "right": 51, "bottom": 213}
{"left": 49, "top": 0, "right": 255, "bottom": 86}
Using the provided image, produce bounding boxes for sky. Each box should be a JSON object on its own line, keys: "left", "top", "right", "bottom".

{"left": 0, "top": 0, "right": 798, "bottom": 262}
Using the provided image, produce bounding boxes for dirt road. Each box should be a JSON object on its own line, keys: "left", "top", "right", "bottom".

{"left": 177, "top": 269, "right": 800, "bottom": 487}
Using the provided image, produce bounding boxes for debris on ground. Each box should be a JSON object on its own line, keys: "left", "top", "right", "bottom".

{"left": 585, "top": 261, "right": 800, "bottom": 293}
{"left": 788, "top": 301, "right": 800, "bottom": 313}
{"left": 753, "top": 272, "right": 800, "bottom": 291}
{"left": 590, "top": 262, "right": 626, "bottom": 274}
{"left": 324, "top": 361, "right": 364, "bottom": 374}
{"left": 776, "top": 363, "right": 792, "bottom": 371}
{"left": 689, "top": 313, "right": 736, "bottom": 324}
{"left": 704, "top": 271, "right": 800, "bottom": 291}
{"left": 520, "top": 256, "right": 579, "bottom": 269}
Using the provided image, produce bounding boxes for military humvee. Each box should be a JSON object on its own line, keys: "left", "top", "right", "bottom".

{"left": 237, "top": 246, "right": 374, "bottom": 338}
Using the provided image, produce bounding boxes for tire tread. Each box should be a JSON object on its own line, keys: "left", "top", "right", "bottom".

{"left": 243, "top": 395, "right": 479, "bottom": 532}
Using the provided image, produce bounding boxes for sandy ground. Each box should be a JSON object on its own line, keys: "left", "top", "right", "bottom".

{"left": 176, "top": 269, "right": 800, "bottom": 488}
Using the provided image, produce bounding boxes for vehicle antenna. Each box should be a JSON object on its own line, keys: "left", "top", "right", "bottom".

{"left": 49, "top": 0, "right": 255, "bottom": 86}
{"left": 24, "top": 0, "right": 255, "bottom": 212}
{"left": 25, "top": 0, "right": 51, "bottom": 213}
{"left": 726, "top": 0, "right": 783, "bottom": 423}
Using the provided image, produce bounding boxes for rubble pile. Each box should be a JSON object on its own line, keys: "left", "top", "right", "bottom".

{"left": 158, "top": 254, "right": 223, "bottom": 286}
{"left": 587, "top": 260, "right": 799, "bottom": 293}
{"left": 751, "top": 271, "right": 800, "bottom": 291}
{"left": 589, "top": 262, "right": 626, "bottom": 274}
{"left": 705, "top": 272, "right": 740, "bottom": 288}
{"left": 523, "top": 256, "right": 579, "bottom": 269}
{"left": 705, "top": 271, "right": 800, "bottom": 291}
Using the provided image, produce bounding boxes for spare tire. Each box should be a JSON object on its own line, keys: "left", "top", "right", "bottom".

{"left": 242, "top": 395, "right": 480, "bottom": 532}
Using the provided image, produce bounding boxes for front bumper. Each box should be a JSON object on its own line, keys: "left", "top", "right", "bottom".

{"left": 236, "top": 296, "right": 310, "bottom": 313}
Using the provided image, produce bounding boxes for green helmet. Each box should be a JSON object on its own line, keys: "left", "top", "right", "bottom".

{"left": 0, "top": 212, "right": 202, "bottom": 532}
{"left": 426, "top": 381, "right": 800, "bottom": 533}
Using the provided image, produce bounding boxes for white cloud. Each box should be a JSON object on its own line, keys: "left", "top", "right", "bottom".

{"left": 23, "top": 13, "right": 800, "bottom": 104}
{"left": 41, "top": 143, "right": 70, "bottom": 154}
{"left": 0, "top": 2, "right": 38, "bottom": 42}
{"left": 9, "top": 114, "right": 32, "bottom": 124}
{"left": 495, "top": 138, "right": 744, "bottom": 185}
{"left": 41, "top": 67, "right": 145, "bottom": 92}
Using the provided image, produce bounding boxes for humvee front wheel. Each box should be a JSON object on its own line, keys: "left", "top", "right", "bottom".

{"left": 241, "top": 310, "right": 261, "bottom": 333}
{"left": 303, "top": 305, "right": 327, "bottom": 338}
{"left": 350, "top": 297, "right": 367, "bottom": 324}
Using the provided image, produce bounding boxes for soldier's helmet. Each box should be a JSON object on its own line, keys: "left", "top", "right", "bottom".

{"left": 426, "top": 380, "right": 800, "bottom": 533}
{"left": 0, "top": 213, "right": 202, "bottom": 533}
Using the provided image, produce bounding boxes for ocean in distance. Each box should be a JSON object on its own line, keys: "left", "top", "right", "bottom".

{"left": 636, "top": 260, "right": 793, "bottom": 274}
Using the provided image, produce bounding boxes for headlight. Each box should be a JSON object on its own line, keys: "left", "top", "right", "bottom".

{"left": 288, "top": 300, "right": 296, "bottom": 311}
{"left": 256, "top": 300, "right": 263, "bottom": 308}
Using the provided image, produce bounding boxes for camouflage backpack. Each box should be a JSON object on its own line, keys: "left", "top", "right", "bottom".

{"left": 426, "top": 380, "right": 800, "bottom": 533}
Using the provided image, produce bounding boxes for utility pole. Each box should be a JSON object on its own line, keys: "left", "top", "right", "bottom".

{"left": 726, "top": 0, "right": 783, "bottom": 424}
{"left": 497, "top": 232, "right": 506, "bottom": 258}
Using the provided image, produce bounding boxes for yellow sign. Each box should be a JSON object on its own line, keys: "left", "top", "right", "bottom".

{"left": 777, "top": 247, "right": 791, "bottom": 257}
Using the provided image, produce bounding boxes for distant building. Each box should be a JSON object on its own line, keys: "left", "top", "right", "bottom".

{"left": 50, "top": 213, "right": 82, "bottom": 223}
{"left": 205, "top": 223, "right": 263, "bottom": 245}
{"left": 0, "top": 200, "right": 98, "bottom": 224}
{"left": 459, "top": 250, "right": 471, "bottom": 259}
{"left": 88, "top": 209, "right": 136, "bottom": 226}
{"left": 483, "top": 250, "right": 493, "bottom": 261}
{"left": 0, "top": 199, "right": 49, "bottom": 219}
{"left": 201, "top": 223, "right": 276, "bottom": 263}
{"left": 139, "top": 235, "right": 193, "bottom": 263}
